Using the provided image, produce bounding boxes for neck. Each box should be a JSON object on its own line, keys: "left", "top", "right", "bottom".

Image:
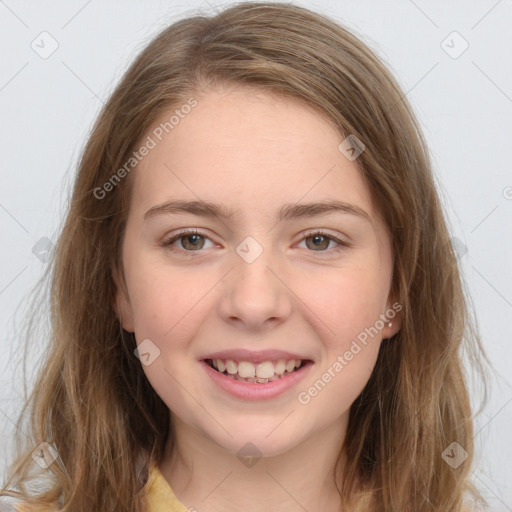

{"left": 159, "top": 415, "right": 349, "bottom": 512}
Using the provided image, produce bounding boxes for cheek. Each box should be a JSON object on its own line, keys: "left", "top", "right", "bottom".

{"left": 125, "top": 258, "right": 200, "bottom": 338}
{"left": 297, "top": 261, "right": 390, "bottom": 343}
{"left": 296, "top": 270, "right": 385, "bottom": 412}
{"left": 125, "top": 267, "right": 208, "bottom": 416}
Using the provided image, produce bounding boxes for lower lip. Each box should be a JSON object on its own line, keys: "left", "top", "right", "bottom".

{"left": 200, "top": 360, "right": 313, "bottom": 401}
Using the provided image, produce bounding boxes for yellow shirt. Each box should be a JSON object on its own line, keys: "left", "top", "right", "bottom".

{"left": 3, "top": 464, "right": 187, "bottom": 512}
{"left": 145, "top": 464, "right": 189, "bottom": 512}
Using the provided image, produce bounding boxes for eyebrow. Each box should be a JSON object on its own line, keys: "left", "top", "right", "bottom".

{"left": 143, "top": 199, "right": 372, "bottom": 224}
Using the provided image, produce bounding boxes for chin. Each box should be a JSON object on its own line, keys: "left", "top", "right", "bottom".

{"left": 211, "top": 430, "right": 300, "bottom": 460}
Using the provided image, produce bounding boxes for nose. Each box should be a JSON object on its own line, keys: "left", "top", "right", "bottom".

{"left": 218, "top": 245, "right": 292, "bottom": 332}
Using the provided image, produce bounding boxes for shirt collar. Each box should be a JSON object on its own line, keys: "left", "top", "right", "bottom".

{"left": 145, "top": 460, "right": 189, "bottom": 512}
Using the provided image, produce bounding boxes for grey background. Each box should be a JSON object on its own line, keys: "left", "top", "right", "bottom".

{"left": 1, "top": 0, "right": 511, "bottom": 509}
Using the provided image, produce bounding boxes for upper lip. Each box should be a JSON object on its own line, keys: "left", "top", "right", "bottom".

{"left": 201, "top": 349, "right": 312, "bottom": 364}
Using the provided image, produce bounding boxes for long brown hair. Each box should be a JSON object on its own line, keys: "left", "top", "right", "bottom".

{"left": 1, "top": 2, "right": 490, "bottom": 510}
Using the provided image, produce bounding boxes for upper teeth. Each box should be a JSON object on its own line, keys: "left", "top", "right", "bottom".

{"left": 212, "top": 359, "right": 302, "bottom": 378}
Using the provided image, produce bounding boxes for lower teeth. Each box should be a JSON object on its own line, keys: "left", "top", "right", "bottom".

{"left": 221, "top": 369, "right": 298, "bottom": 383}
{"left": 231, "top": 374, "right": 277, "bottom": 383}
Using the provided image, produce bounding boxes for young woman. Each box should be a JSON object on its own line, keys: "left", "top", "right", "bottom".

{"left": 0, "top": 2, "right": 489, "bottom": 511}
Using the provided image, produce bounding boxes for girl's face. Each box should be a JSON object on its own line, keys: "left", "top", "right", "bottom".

{"left": 116, "top": 85, "right": 400, "bottom": 457}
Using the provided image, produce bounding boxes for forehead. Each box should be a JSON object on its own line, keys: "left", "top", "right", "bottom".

{"left": 129, "top": 86, "right": 378, "bottom": 224}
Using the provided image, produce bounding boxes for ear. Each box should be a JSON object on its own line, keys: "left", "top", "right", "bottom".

{"left": 381, "top": 293, "right": 403, "bottom": 340}
{"left": 112, "top": 264, "right": 135, "bottom": 333}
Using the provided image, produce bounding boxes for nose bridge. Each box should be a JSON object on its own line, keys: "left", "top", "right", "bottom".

{"left": 220, "top": 235, "right": 291, "bottom": 327}
{"left": 233, "top": 235, "right": 278, "bottom": 297}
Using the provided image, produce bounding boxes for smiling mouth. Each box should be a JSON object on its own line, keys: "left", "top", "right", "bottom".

{"left": 204, "top": 358, "right": 311, "bottom": 383}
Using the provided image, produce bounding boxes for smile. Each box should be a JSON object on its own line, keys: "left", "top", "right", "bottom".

{"left": 205, "top": 358, "right": 308, "bottom": 383}
{"left": 201, "top": 357, "right": 314, "bottom": 401}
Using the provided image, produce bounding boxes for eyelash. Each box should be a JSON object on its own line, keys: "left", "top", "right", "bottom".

{"left": 161, "top": 228, "right": 351, "bottom": 255}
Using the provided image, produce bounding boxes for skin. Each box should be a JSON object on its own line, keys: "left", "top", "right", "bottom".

{"left": 115, "top": 83, "right": 401, "bottom": 512}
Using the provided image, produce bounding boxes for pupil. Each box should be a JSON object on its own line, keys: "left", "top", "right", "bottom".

{"left": 184, "top": 234, "right": 203, "bottom": 250}
{"left": 308, "top": 235, "right": 328, "bottom": 250}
